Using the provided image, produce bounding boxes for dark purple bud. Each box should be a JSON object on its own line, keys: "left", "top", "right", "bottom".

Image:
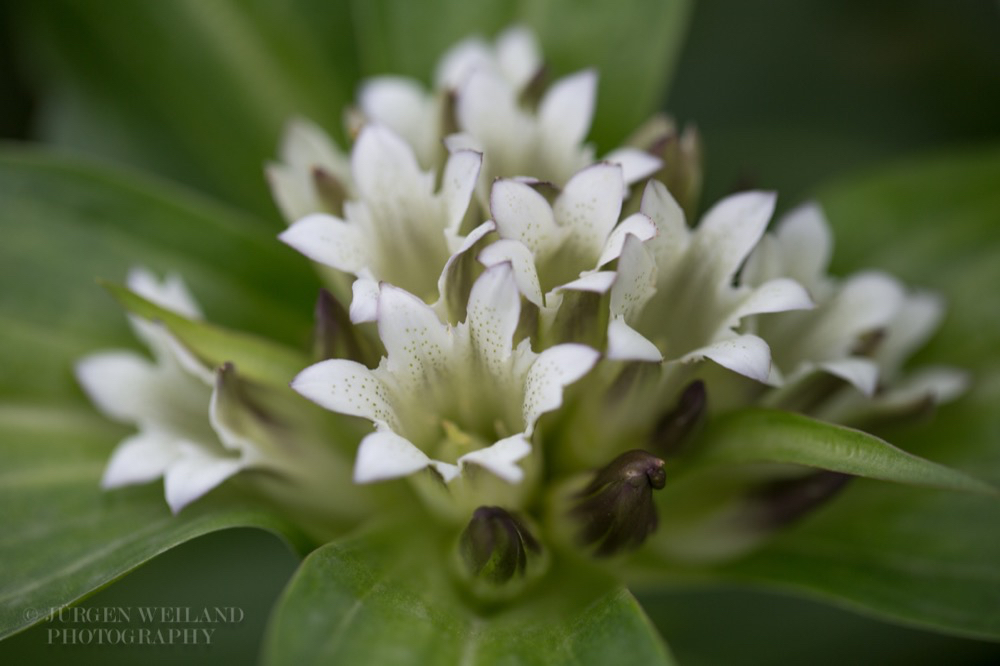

{"left": 313, "top": 289, "right": 374, "bottom": 365}
{"left": 751, "top": 471, "right": 852, "bottom": 529}
{"left": 459, "top": 506, "right": 541, "bottom": 584}
{"left": 311, "top": 166, "right": 348, "bottom": 216}
{"left": 572, "top": 450, "right": 666, "bottom": 557}
{"left": 651, "top": 381, "right": 707, "bottom": 457}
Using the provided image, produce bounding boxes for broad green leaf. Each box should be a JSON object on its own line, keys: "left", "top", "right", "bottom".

{"left": 104, "top": 282, "right": 309, "bottom": 388}
{"left": 0, "top": 401, "right": 300, "bottom": 639}
{"left": 0, "top": 148, "right": 318, "bottom": 403}
{"left": 16, "top": 0, "right": 361, "bottom": 216}
{"left": 707, "top": 147, "right": 1000, "bottom": 640}
{"left": 264, "top": 525, "right": 675, "bottom": 665}
{"left": 680, "top": 408, "right": 996, "bottom": 495}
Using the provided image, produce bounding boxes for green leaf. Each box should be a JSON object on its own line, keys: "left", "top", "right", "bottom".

{"left": 264, "top": 525, "right": 675, "bottom": 665}
{"left": 0, "top": 401, "right": 299, "bottom": 639}
{"left": 709, "top": 147, "right": 1000, "bottom": 640}
{"left": 103, "top": 281, "right": 309, "bottom": 388}
{"left": 0, "top": 148, "right": 318, "bottom": 404}
{"left": 682, "top": 408, "right": 996, "bottom": 495}
{"left": 16, "top": 0, "right": 362, "bottom": 216}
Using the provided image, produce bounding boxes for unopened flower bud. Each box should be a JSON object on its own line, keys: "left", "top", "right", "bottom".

{"left": 459, "top": 506, "right": 541, "bottom": 585}
{"left": 751, "top": 470, "right": 852, "bottom": 529}
{"left": 572, "top": 450, "right": 666, "bottom": 557}
{"left": 626, "top": 113, "right": 702, "bottom": 219}
{"left": 312, "top": 289, "right": 374, "bottom": 364}
{"left": 651, "top": 380, "right": 707, "bottom": 457}
{"left": 311, "top": 166, "right": 348, "bottom": 217}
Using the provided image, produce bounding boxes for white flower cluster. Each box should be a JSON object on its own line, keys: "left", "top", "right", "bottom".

{"left": 78, "top": 26, "right": 964, "bottom": 522}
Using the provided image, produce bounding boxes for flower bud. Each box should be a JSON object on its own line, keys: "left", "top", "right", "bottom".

{"left": 572, "top": 450, "right": 666, "bottom": 557}
{"left": 459, "top": 506, "right": 541, "bottom": 585}
{"left": 312, "top": 289, "right": 374, "bottom": 364}
{"left": 311, "top": 166, "right": 348, "bottom": 216}
{"left": 751, "top": 470, "right": 852, "bottom": 529}
{"left": 651, "top": 380, "right": 707, "bottom": 457}
{"left": 626, "top": 113, "right": 702, "bottom": 219}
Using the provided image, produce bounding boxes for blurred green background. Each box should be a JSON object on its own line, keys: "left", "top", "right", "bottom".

{"left": 1, "top": 0, "right": 998, "bottom": 664}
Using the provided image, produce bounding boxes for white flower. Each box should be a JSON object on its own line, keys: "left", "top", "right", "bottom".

{"left": 605, "top": 181, "right": 814, "bottom": 381}
{"left": 266, "top": 117, "right": 353, "bottom": 224}
{"left": 358, "top": 25, "right": 542, "bottom": 169}
{"left": 479, "top": 162, "right": 657, "bottom": 312}
{"left": 742, "top": 203, "right": 909, "bottom": 394}
{"left": 742, "top": 204, "right": 968, "bottom": 416}
{"left": 75, "top": 269, "right": 272, "bottom": 513}
{"left": 291, "top": 264, "right": 599, "bottom": 491}
{"left": 278, "top": 124, "right": 485, "bottom": 323}
{"left": 447, "top": 65, "right": 660, "bottom": 202}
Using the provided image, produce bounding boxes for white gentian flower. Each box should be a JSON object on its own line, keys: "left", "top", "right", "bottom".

{"left": 75, "top": 269, "right": 273, "bottom": 513}
{"left": 447, "top": 64, "right": 661, "bottom": 202}
{"left": 605, "top": 181, "right": 814, "bottom": 381}
{"left": 278, "top": 123, "right": 485, "bottom": 323}
{"left": 291, "top": 264, "right": 599, "bottom": 503}
{"left": 742, "top": 203, "right": 908, "bottom": 394}
{"left": 266, "top": 117, "right": 353, "bottom": 224}
{"left": 479, "top": 162, "right": 657, "bottom": 316}
{"left": 359, "top": 25, "right": 543, "bottom": 169}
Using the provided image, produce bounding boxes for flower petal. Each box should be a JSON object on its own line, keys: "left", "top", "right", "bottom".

{"left": 291, "top": 359, "right": 397, "bottom": 426}
{"left": 127, "top": 267, "right": 203, "bottom": 319}
{"left": 441, "top": 149, "right": 482, "bottom": 234}
{"left": 496, "top": 26, "right": 542, "bottom": 89}
{"left": 75, "top": 351, "right": 160, "bottom": 424}
{"left": 279, "top": 213, "right": 369, "bottom": 274}
{"left": 437, "top": 220, "right": 497, "bottom": 319}
{"left": 728, "top": 278, "right": 814, "bottom": 325}
{"left": 539, "top": 69, "right": 597, "bottom": 149}
{"left": 435, "top": 37, "right": 493, "bottom": 89}
{"left": 478, "top": 238, "right": 544, "bottom": 307}
{"left": 378, "top": 284, "right": 453, "bottom": 388}
{"left": 101, "top": 432, "right": 180, "bottom": 488}
{"left": 555, "top": 163, "right": 624, "bottom": 263}
{"left": 358, "top": 76, "right": 438, "bottom": 165}
{"left": 692, "top": 190, "right": 776, "bottom": 290}
{"left": 819, "top": 358, "right": 881, "bottom": 396}
{"left": 352, "top": 124, "right": 427, "bottom": 204}
{"left": 877, "top": 291, "right": 945, "bottom": 374}
{"left": 811, "top": 271, "right": 905, "bottom": 358}
{"left": 279, "top": 117, "right": 348, "bottom": 180}
{"left": 640, "top": 180, "right": 689, "bottom": 268}
{"left": 353, "top": 429, "right": 433, "bottom": 483}
{"left": 491, "top": 178, "right": 563, "bottom": 257}
{"left": 466, "top": 263, "right": 520, "bottom": 374}
{"left": 773, "top": 202, "right": 833, "bottom": 285}
{"left": 555, "top": 271, "right": 617, "bottom": 294}
{"left": 522, "top": 343, "right": 601, "bottom": 432}
{"left": 607, "top": 316, "right": 663, "bottom": 362}
{"left": 458, "top": 433, "right": 532, "bottom": 483}
{"left": 681, "top": 334, "right": 772, "bottom": 383}
{"left": 603, "top": 147, "right": 663, "bottom": 185}
{"left": 164, "top": 445, "right": 245, "bottom": 513}
{"left": 266, "top": 163, "right": 313, "bottom": 224}
{"left": 349, "top": 278, "right": 381, "bottom": 324}
{"left": 610, "top": 233, "right": 657, "bottom": 320}
{"left": 596, "top": 212, "right": 657, "bottom": 268}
